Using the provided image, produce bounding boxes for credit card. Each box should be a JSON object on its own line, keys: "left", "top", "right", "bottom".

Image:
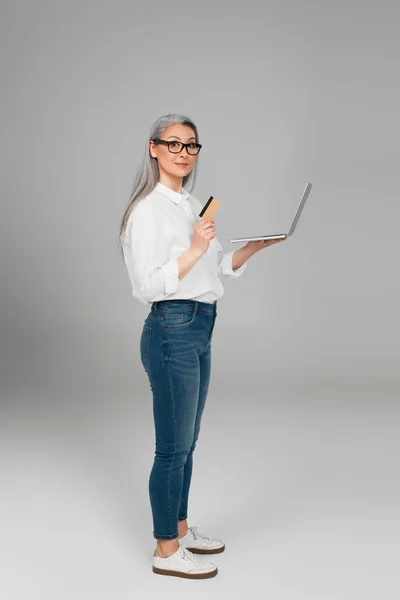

{"left": 199, "top": 195, "right": 221, "bottom": 219}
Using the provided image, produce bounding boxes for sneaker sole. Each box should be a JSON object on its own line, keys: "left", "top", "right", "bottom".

{"left": 184, "top": 544, "right": 225, "bottom": 554}
{"left": 152, "top": 565, "right": 218, "bottom": 579}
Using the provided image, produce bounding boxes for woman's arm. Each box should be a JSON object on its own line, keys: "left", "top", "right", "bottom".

{"left": 232, "top": 238, "right": 287, "bottom": 269}
{"left": 125, "top": 203, "right": 203, "bottom": 302}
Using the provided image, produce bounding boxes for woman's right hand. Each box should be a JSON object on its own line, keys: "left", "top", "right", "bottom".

{"left": 191, "top": 218, "right": 215, "bottom": 256}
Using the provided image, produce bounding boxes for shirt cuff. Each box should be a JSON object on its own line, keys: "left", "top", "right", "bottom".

{"left": 161, "top": 257, "right": 181, "bottom": 293}
{"left": 219, "top": 250, "right": 248, "bottom": 277}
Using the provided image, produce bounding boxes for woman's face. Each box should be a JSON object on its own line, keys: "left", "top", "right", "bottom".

{"left": 149, "top": 123, "right": 198, "bottom": 180}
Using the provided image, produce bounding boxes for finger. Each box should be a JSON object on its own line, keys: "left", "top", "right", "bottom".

{"left": 199, "top": 220, "right": 215, "bottom": 229}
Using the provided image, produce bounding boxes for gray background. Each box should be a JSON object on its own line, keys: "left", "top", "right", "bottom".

{"left": 1, "top": 1, "right": 399, "bottom": 598}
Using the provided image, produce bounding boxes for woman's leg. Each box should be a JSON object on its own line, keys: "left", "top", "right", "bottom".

{"left": 141, "top": 301, "right": 217, "bottom": 556}
{"left": 178, "top": 342, "right": 212, "bottom": 526}
{"left": 142, "top": 317, "right": 202, "bottom": 542}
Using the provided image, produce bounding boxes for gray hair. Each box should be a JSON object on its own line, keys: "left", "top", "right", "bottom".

{"left": 117, "top": 113, "right": 200, "bottom": 254}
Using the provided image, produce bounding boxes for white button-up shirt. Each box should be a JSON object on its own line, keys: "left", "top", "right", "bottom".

{"left": 121, "top": 181, "right": 247, "bottom": 306}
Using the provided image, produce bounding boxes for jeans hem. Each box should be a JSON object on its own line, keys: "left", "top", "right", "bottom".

{"left": 154, "top": 533, "right": 179, "bottom": 540}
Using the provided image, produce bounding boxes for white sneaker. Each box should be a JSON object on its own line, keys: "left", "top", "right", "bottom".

{"left": 178, "top": 525, "right": 225, "bottom": 554}
{"left": 152, "top": 545, "right": 218, "bottom": 579}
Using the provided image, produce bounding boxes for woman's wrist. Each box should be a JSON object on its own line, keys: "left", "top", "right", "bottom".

{"left": 188, "top": 246, "right": 205, "bottom": 260}
{"left": 232, "top": 244, "right": 257, "bottom": 270}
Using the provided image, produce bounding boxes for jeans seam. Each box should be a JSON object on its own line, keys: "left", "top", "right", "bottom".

{"left": 165, "top": 329, "right": 177, "bottom": 539}
{"left": 199, "top": 317, "right": 216, "bottom": 356}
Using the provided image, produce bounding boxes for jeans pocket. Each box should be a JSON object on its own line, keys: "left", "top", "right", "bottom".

{"left": 140, "top": 325, "right": 152, "bottom": 364}
{"left": 163, "top": 310, "right": 196, "bottom": 328}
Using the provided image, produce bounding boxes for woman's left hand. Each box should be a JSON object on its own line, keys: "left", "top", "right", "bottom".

{"left": 245, "top": 238, "right": 287, "bottom": 252}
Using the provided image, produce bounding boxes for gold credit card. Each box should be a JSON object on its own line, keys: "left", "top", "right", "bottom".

{"left": 199, "top": 195, "right": 221, "bottom": 219}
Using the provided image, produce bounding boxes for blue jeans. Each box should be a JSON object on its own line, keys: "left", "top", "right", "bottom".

{"left": 140, "top": 299, "right": 218, "bottom": 540}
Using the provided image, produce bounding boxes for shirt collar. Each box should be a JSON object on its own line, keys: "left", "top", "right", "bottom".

{"left": 154, "top": 181, "right": 190, "bottom": 205}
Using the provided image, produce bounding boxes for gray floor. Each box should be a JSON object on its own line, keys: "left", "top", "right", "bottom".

{"left": 1, "top": 378, "right": 398, "bottom": 600}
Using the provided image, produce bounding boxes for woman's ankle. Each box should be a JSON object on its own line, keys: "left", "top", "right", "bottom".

{"left": 156, "top": 538, "right": 179, "bottom": 557}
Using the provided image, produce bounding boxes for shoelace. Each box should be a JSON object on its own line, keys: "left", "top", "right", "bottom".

{"left": 179, "top": 546, "right": 204, "bottom": 563}
{"left": 189, "top": 525, "right": 212, "bottom": 542}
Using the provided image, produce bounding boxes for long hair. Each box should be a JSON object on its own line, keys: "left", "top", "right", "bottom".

{"left": 117, "top": 113, "right": 200, "bottom": 255}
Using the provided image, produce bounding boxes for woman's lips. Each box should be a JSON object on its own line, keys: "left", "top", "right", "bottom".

{"left": 176, "top": 163, "right": 188, "bottom": 166}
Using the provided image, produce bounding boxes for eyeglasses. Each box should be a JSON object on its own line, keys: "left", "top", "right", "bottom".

{"left": 151, "top": 138, "right": 202, "bottom": 155}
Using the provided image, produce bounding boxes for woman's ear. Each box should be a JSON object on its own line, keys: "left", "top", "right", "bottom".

{"left": 149, "top": 141, "right": 157, "bottom": 159}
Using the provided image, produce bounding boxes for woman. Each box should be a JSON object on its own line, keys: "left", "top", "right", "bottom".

{"left": 118, "top": 113, "right": 284, "bottom": 579}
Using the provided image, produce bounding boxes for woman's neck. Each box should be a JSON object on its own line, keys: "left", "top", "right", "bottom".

{"left": 158, "top": 174, "right": 183, "bottom": 194}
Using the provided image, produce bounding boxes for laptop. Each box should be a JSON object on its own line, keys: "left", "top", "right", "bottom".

{"left": 228, "top": 181, "right": 312, "bottom": 243}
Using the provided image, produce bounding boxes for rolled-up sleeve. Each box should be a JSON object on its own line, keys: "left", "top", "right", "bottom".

{"left": 218, "top": 249, "right": 247, "bottom": 277}
{"left": 124, "top": 203, "right": 181, "bottom": 302}
{"left": 214, "top": 237, "right": 247, "bottom": 278}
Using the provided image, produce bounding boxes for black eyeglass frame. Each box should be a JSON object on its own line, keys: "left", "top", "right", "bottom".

{"left": 151, "top": 138, "right": 202, "bottom": 155}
